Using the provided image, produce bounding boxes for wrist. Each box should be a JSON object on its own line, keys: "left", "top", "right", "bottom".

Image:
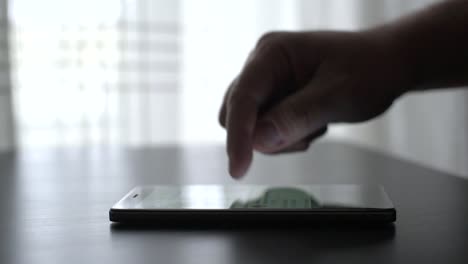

{"left": 364, "top": 25, "right": 417, "bottom": 97}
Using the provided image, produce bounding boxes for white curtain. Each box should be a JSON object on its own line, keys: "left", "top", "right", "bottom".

{"left": 1, "top": 0, "right": 467, "bottom": 177}
{"left": 0, "top": 0, "right": 15, "bottom": 150}
{"left": 7, "top": 0, "right": 180, "bottom": 147}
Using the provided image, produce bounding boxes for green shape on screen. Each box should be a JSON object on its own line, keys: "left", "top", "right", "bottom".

{"left": 230, "top": 187, "right": 319, "bottom": 209}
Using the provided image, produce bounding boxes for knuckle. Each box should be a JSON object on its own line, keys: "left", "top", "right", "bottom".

{"left": 256, "top": 31, "right": 288, "bottom": 53}
{"left": 257, "top": 31, "right": 281, "bottom": 46}
{"left": 250, "top": 32, "right": 294, "bottom": 87}
{"left": 275, "top": 102, "right": 312, "bottom": 138}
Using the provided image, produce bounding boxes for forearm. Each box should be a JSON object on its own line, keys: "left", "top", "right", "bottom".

{"left": 380, "top": 0, "right": 468, "bottom": 92}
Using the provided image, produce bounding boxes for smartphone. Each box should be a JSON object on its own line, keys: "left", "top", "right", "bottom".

{"left": 109, "top": 185, "right": 396, "bottom": 225}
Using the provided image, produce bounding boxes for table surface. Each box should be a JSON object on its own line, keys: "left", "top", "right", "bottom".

{"left": 0, "top": 142, "right": 467, "bottom": 264}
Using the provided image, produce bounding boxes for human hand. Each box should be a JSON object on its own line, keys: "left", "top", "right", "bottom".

{"left": 219, "top": 30, "right": 411, "bottom": 178}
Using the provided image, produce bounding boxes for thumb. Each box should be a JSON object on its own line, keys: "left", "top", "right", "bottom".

{"left": 253, "top": 86, "right": 332, "bottom": 153}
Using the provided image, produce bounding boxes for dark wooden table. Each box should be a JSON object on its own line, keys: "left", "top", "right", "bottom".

{"left": 1, "top": 142, "right": 467, "bottom": 264}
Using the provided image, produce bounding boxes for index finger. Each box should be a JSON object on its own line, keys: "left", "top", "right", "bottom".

{"left": 226, "top": 37, "right": 290, "bottom": 178}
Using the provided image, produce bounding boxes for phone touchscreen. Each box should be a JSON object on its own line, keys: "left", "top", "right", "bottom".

{"left": 113, "top": 185, "right": 394, "bottom": 211}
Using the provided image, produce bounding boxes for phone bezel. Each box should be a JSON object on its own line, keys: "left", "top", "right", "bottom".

{"left": 109, "top": 185, "right": 396, "bottom": 224}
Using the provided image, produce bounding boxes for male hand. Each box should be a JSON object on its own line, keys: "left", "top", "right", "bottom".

{"left": 219, "top": 30, "right": 411, "bottom": 178}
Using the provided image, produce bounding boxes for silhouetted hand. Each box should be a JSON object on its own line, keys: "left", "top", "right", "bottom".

{"left": 219, "top": 30, "right": 412, "bottom": 178}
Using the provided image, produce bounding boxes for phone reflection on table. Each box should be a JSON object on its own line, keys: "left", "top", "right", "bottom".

{"left": 230, "top": 187, "right": 320, "bottom": 209}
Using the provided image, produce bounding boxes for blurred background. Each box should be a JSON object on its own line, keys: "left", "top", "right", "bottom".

{"left": 0, "top": 0, "right": 466, "bottom": 178}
